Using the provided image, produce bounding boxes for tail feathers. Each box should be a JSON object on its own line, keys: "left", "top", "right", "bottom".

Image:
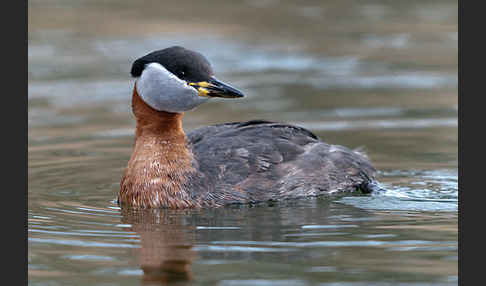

{"left": 359, "top": 181, "right": 387, "bottom": 194}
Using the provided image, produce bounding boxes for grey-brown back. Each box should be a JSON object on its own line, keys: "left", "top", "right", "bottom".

{"left": 185, "top": 120, "right": 377, "bottom": 206}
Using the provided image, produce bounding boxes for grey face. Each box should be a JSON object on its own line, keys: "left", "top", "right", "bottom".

{"left": 136, "top": 63, "right": 209, "bottom": 113}
{"left": 132, "top": 47, "right": 245, "bottom": 113}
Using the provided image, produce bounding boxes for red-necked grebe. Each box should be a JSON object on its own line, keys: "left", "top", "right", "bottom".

{"left": 119, "top": 46, "right": 381, "bottom": 209}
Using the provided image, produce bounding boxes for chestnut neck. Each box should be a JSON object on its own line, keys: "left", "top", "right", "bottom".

{"left": 132, "top": 86, "right": 185, "bottom": 141}
{"left": 119, "top": 85, "right": 197, "bottom": 209}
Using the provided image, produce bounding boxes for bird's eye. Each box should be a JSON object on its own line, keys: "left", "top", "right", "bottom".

{"left": 179, "top": 71, "right": 186, "bottom": 76}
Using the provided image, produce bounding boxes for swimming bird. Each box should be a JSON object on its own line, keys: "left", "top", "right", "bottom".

{"left": 119, "top": 46, "right": 381, "bottom": 209}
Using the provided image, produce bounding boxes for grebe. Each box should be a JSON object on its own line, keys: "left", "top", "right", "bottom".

{"left": 119, "top": 46, "right": 381, "bottom": 209}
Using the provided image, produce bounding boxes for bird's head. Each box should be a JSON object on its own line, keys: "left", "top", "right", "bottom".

{"left": 130, "top": 46, "right": 244, "bottom": 113}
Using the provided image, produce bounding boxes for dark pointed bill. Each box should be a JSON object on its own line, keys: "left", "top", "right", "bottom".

{"left": 189, "top": 77, "right": 245, "bottom": 98}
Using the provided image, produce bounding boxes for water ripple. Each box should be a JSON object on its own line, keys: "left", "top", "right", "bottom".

{"left": 29, "top": 237, "right": 140, "bottom": 248}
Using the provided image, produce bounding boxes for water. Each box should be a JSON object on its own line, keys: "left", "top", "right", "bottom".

{"left": 28, "top": 0, "right": 458, "bottom": 285}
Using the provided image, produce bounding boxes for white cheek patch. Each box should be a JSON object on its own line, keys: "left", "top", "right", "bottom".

{"left": 136, "top": 62, "right": 208, "bottom": 113}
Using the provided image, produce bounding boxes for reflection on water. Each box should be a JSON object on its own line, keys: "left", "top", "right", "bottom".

{"left": 29, "top": 197, "right": 458, "bottom": 285}
{"left": 29, "top": 0, "right": 457, "bottom": 285}
{"left": 120, "top": 208, "right": 196, "bottom": 284}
